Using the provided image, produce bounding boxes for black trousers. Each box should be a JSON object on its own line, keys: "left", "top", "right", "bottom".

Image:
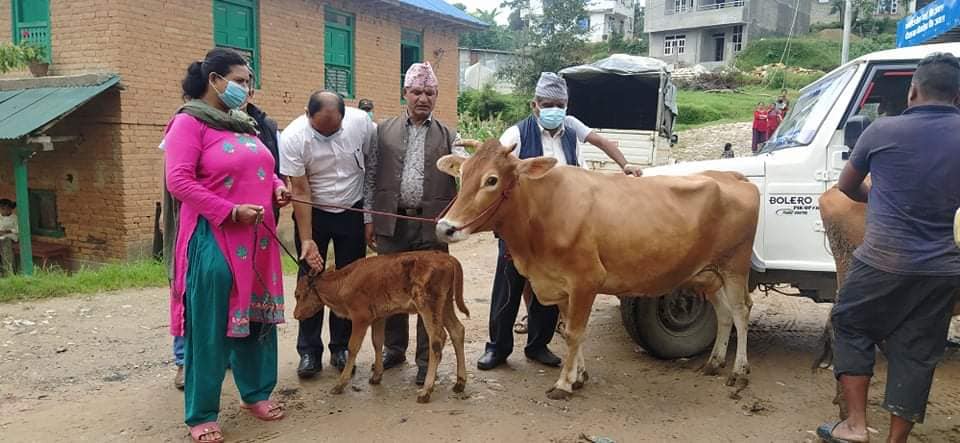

{"left": 832, "top": 258, "right": 960, "bottom": 423}
{"left": 486, "top": 239, "right": 559, "bottom": 357}
{"left": 294, "top": 202, "right": 366, "bottom": 357}
{"left": 377, "top": 217, "right": 445, "bottom": 369}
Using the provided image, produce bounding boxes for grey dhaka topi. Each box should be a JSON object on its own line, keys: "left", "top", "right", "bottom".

{"left": 535, "top": 72, "right": 568, "bottom": 101}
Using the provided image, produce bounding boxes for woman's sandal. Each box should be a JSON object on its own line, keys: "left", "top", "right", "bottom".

{"left": 514, "top": 315, "right": 528, "bottom": 334}
{"left": 189, "top": 422, "right": 224, "bottom": 443}
{"left": 241, "top": 400, "right": 285, "bottom": 421}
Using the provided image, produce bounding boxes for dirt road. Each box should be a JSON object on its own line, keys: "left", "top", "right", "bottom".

{"left": 3, "top": 234, "right": 960, "bottom": 442}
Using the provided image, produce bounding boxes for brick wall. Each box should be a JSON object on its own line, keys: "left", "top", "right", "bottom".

{"left": 0, "top": 92, "right": 126, "bottom": 264}
{"left": 1, "top": 0, "right": 468, "bottom": 263}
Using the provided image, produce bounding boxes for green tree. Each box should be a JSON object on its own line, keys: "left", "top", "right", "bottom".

{"left": 500, "top": 0, "right": 590, "bottom": 94}
{"left": 633, "top": 2, "right": 645, "bottom": 40}
{"left": 458, "top": 7, "right": 516, "bottom": 51}
{"left": 830, "top": 0, "right": 908, "bottom": 36}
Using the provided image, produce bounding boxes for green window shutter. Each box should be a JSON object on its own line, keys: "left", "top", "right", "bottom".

{"left": 400, "top": 29, "right": 423, "bottom": 100}
{"left": 12, "top": 0, "right": 51, "bottom": 62}
{"left": 324, "top": 7, "right": 354, "bottom": 98}
{"left": 213, "top": 0, "right": 260, "bottom": 88}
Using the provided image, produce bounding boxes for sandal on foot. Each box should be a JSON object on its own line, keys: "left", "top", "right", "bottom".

{"left": 189, "top": 422, "right": 224, "bottom": 443}
{"left": 816, "top": 421, "right": 866, "bottom": 443}
{"left": 514, "top": 315, "right": 528, "bottom": 334}
{"left": 241, "top": 400, "right": 285, "bottom": 421}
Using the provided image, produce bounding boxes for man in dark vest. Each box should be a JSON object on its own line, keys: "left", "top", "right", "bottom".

{"left": 364, "top": 62, "right": 469, "bottom": 386}
{"left": 476, "top": 72, "right": 642, "bottom": 371}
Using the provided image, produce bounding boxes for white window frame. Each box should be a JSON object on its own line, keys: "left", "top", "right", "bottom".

{"left": 664, "top": 34, "right": 686, "bottom": 56}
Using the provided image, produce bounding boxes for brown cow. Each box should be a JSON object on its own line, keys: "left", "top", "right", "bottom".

{"left": 817, "top": 183, "right": 960, "bottom": 419}
{"left": 435, "top": 140, "right": 760, "bottom": 399}
{"left": 294, "top": 250, "right": 469, "bottom": 403}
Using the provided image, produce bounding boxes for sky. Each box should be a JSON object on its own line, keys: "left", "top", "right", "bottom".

{"left": 452, "top": 0, "right": 644, "bottom": 26}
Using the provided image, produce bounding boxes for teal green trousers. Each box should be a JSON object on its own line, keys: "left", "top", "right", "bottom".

{"left": 183, "top": 219, "right": 278, "bottom": 426}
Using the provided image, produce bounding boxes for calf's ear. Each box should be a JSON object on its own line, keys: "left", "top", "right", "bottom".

{"left": 437, "top": 154, "right": 466, "bottom": 177}
{"left": 516, "top": 157, "right": 558, "bottom": 180}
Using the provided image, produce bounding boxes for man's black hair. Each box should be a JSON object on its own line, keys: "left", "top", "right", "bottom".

{"left": 913, "top": 52, "right": 960, "bottom": 103}
{"left": 307, "top": 90, "right": 346, "bottom": 117}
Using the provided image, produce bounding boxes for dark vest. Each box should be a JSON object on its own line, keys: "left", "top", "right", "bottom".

{"left": 517, "top": 115, "right": 578, "bottom": 165}
{"left": 372, "top": 115, "right": 457, "bottom": 241}
{"left": 247, "top": 104, "right": 280, "bottom": 177}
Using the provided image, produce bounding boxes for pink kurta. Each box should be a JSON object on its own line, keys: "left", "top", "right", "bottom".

{"left": 164, "top": 114, "right": 285, "bottom": 338}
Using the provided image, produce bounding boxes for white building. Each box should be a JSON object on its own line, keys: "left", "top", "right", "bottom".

{"left": 528, "top": 0, "right": 638, "bottom": 42}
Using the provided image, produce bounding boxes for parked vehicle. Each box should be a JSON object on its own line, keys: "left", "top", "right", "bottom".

{"left": 560, "top": 54, "right": 678, "bottom": 171}
{"left": 621, "top": 42, "right": 960, "bottom": 358}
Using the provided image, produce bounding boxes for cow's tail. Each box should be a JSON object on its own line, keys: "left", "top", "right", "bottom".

{"left": 453, "top": 260, "right": 470, "bottom": 319}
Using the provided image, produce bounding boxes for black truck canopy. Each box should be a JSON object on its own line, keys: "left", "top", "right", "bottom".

{"left": 560, "top": 54, "right": 677, "bottom": 132}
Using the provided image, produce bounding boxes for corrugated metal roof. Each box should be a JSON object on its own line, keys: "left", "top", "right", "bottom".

{"left": 387, "top": 0, "right": 488, "bottom": 28}
{"left": 0, "top": 74, "right": 120, "bottom": 141}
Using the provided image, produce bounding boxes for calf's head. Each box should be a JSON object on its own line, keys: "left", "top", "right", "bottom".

{"left": 293, "top": 272, "right": 326, "bottom": 321}
{"left": 436, "top": 139, "right": 557, "bottom": 243}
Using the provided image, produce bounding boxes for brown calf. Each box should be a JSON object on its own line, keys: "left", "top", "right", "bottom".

{"left": 294, "top": 250, "right": 470, "bottom": 403}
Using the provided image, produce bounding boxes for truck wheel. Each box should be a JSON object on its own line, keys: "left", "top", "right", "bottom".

{"left": 619, "top": 289, "right": 717, "bottom": 359}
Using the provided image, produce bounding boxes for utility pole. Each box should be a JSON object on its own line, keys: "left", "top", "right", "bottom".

{"left": 841, "top": 0, "right": 853, "bottom": 64}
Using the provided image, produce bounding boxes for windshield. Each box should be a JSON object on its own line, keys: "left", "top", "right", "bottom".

{"left": 761, "top": 66, "right": 857, "bottom": 153}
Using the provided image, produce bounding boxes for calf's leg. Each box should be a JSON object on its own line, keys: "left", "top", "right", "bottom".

{"left": 369, "top": 319, "right": 386, "bottom": 385}
{"left": 444, "top": 307, "right": 467, "bottom": 394}
{"left": 417, "top": 310, "right": 446, "bottom": 403}
{"left": 331, "top": 320, "right": 368, "bottom": 395}
{"left": 547, "top": 293, "right": 595, "bottom": 400}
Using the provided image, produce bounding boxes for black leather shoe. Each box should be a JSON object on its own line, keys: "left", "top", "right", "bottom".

{"left": 297, "top": 353, "right": 321, "bottom": 379}
{"left": 525, "top": 347, "right": 562, "bottom": 367}
{"left": 383, "top": 351, "right": 407, "bottom": 370}
{"left": 476, "top": 350, "right": 507, "bottom": 370}
{"left": 331, "top": 350, "right": 356, "bottom": 376}
{"left": 415, "top": 366, "right": 427, "bottom": 386}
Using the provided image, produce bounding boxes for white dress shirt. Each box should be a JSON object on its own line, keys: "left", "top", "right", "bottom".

{"left": 280, "top": 107, "right": 374, "bottom": 214}
{"left": 499, "top": 115, "right": 592, "bottom": 167}
{"left": 0, "top": 214, "right": 18, "bottom": 241}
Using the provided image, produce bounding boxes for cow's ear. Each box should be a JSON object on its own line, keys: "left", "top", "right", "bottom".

{"left": 437, "top": 154, "right": 466, "bottom": 177}
{"left": 516, "top": 157, "right": 558, "bottom": 180}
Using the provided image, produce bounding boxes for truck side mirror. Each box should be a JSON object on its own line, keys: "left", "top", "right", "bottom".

{"left": 844, "top": 115, "right": 871, "bottom": 152}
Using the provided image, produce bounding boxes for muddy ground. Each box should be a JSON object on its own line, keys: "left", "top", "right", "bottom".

{"left": 3, "top": 234, "right": 960, "bottom": 442}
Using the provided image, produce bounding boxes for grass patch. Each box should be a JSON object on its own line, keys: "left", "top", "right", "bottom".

{"left": 676, "top": 86, "right": 790, "bottom": 130}
{"left": 734, "top": 35, "right": 896, "bottom": 72}
{"left": 0, "top": 261, "right": 168, "bottom": 303}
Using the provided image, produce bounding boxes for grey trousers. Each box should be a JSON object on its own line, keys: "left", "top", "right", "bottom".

{"left": 376, "top": 217, "right": 448, "bottom": 370}
{"left": 0, "top": 238, "right": 15, "bottom": 275}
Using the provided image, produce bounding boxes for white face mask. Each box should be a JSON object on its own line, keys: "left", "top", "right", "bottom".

{"left": 313, "top": 127, "right": 343, "bottom": 142}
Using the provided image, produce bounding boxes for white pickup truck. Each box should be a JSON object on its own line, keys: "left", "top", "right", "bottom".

{"left": 620, "top": 42, "right": 960, "bottom": 358}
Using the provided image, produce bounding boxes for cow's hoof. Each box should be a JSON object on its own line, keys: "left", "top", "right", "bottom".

{"left": 726, "top": 374, "right": 749, "bottom": 389}
{"left": 453, "top": 378, "right": 466, "bottom": 393}
{"left": 701, "top": 361, "right": 722, "bottom": 376}
{"left": 330, "top": 385, "right": 345, "bottom": 395}
{"left": 546, "top": 387, "right": 572, "bottom": 401}
{"left": 572, "top": 372, "right": 589, "bottom": 390}
{"left": 416, "top": 392, "right": 432, "bottom": 404}
{"left": 368, "top": 375, "right": 382, "bottom": 385}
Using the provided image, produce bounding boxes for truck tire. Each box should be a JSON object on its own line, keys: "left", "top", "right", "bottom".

{"left": 619, "top": 289, "right": 717, "bottom": 359}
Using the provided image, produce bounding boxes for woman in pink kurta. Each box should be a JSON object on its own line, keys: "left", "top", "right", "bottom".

{"left": 164, "top": 48, "right": 288, "bottom": 443}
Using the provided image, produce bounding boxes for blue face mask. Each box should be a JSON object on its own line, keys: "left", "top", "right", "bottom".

{"left": 213, "top": 75, "right": 248, "bottom": 109}
{"left": 538, "top": 107, "right": 566, "bottom": 130}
